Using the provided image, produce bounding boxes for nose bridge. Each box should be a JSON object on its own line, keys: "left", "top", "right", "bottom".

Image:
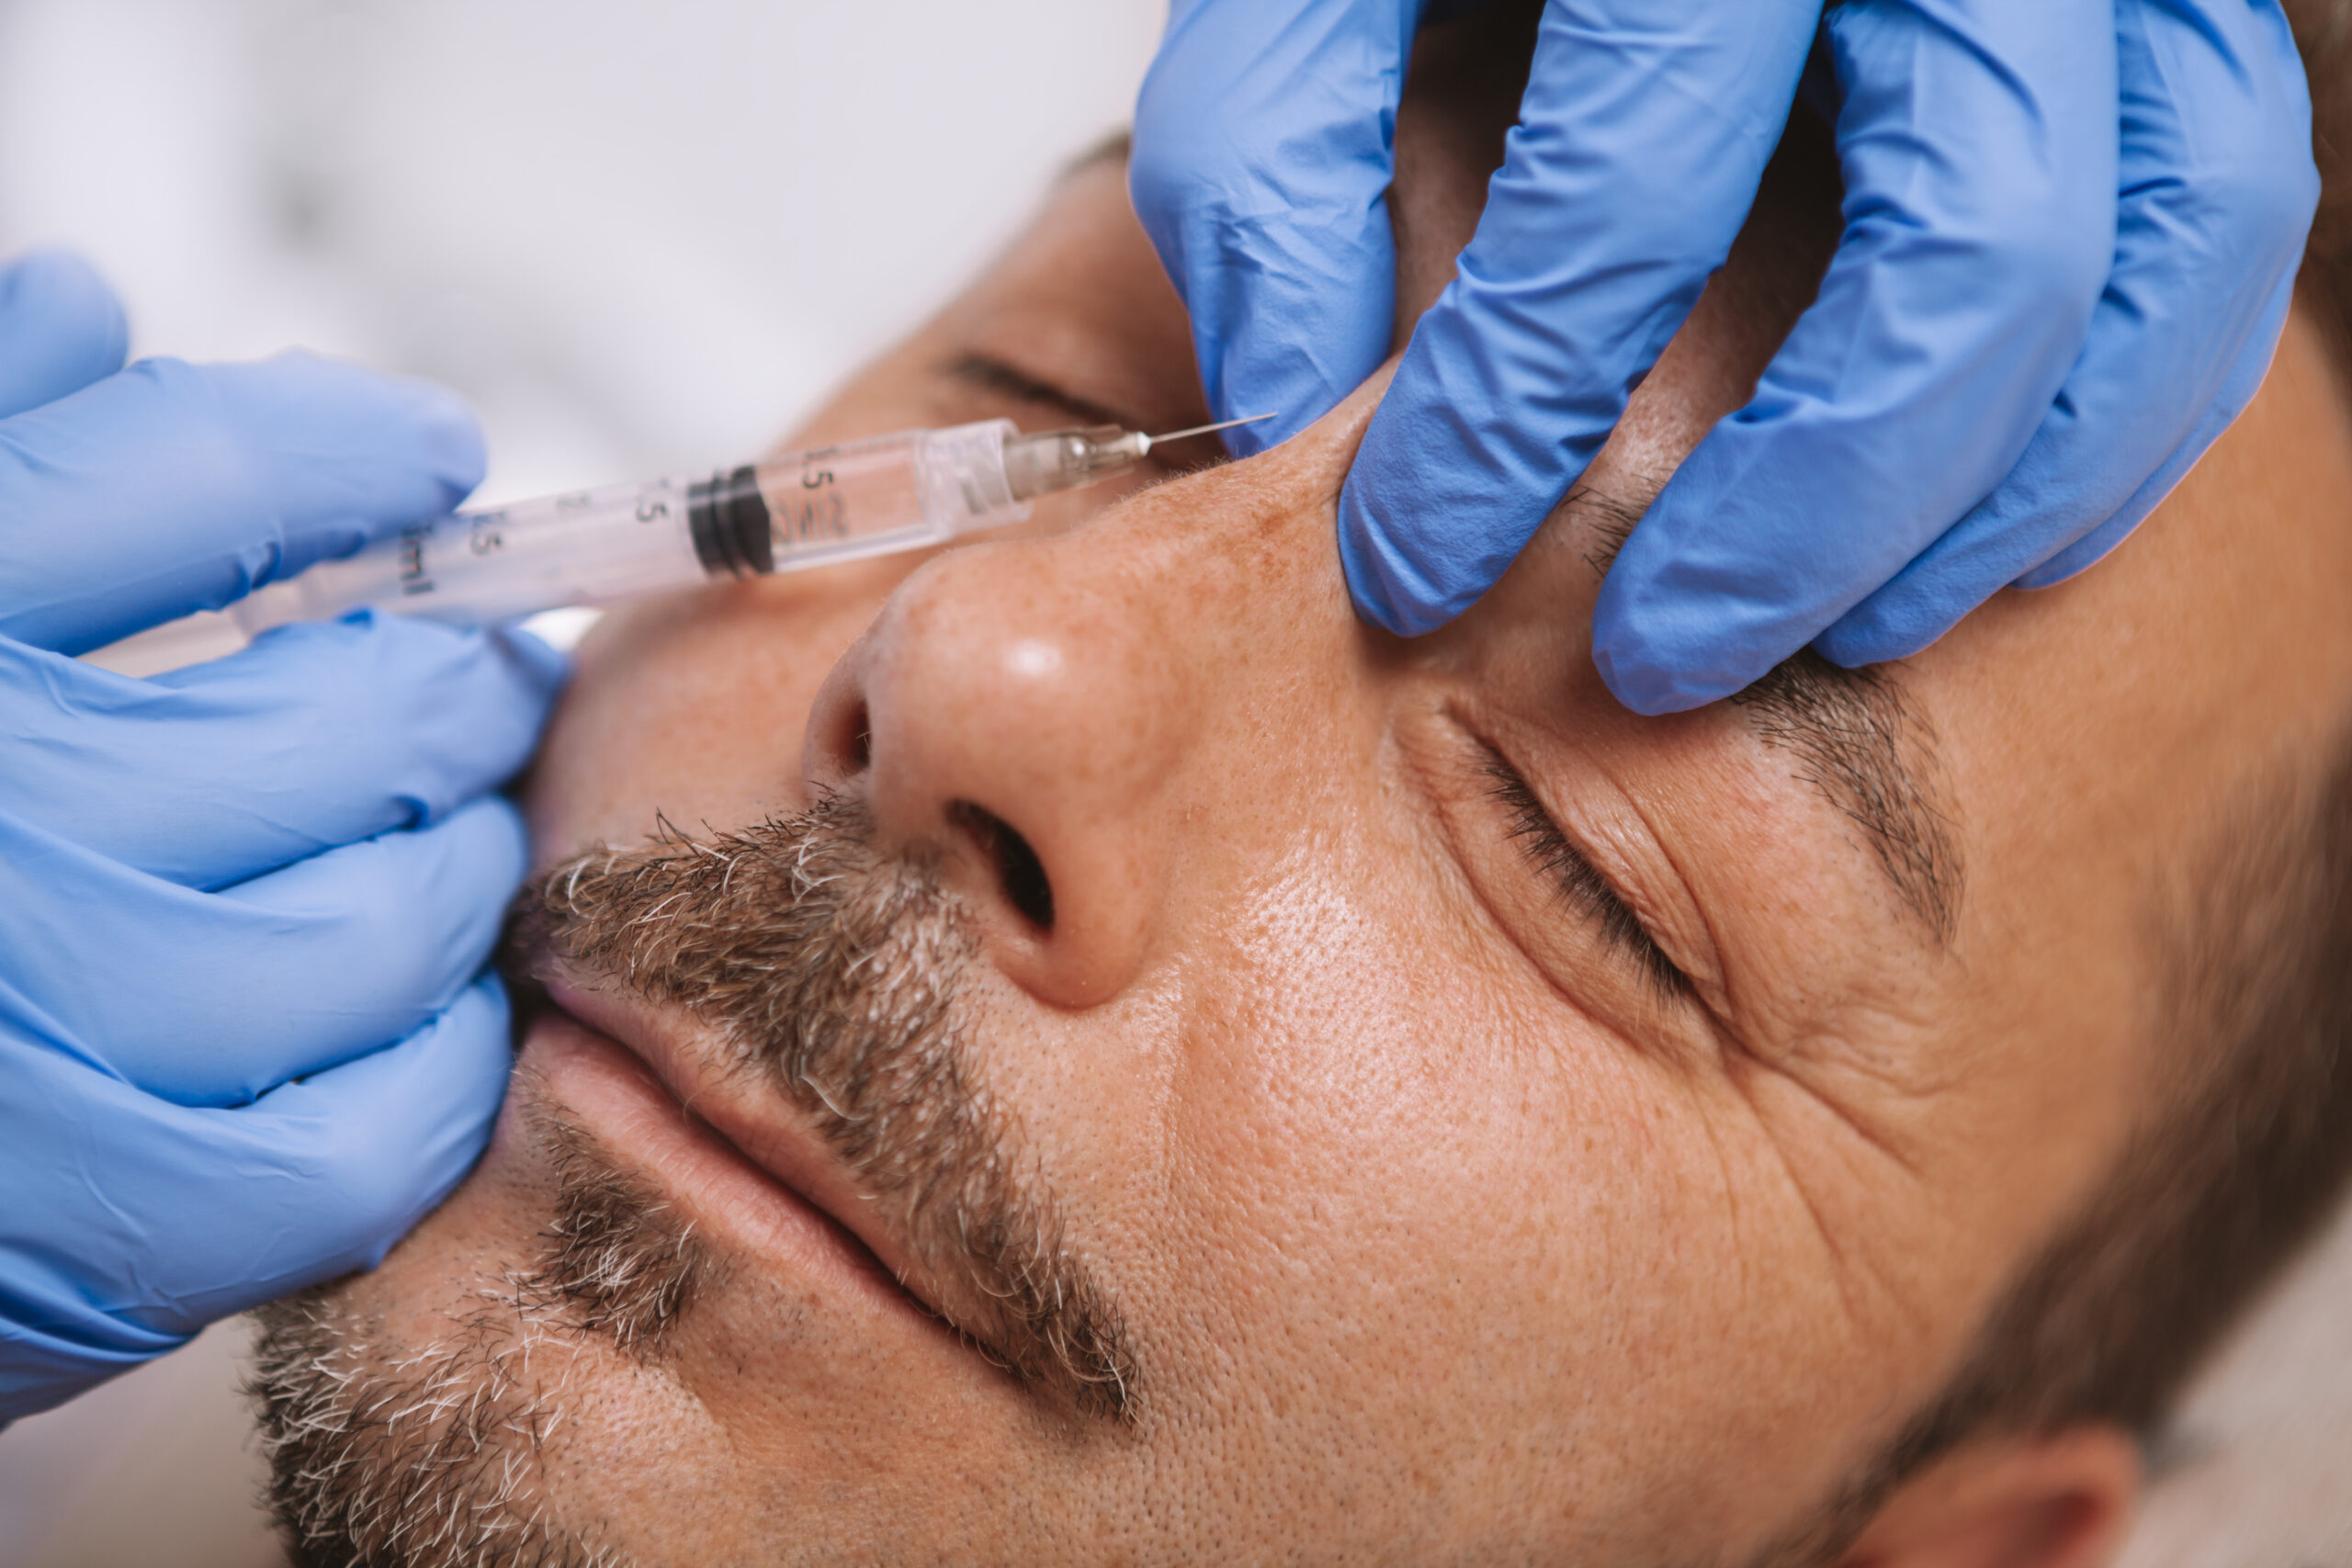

{"left": 809, "top": 450, "right": 1356, "bottom": 1010}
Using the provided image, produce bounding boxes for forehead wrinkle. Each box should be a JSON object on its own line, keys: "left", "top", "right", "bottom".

{"left": 1729, "top": 652, "right": 1964, "bottom": 944}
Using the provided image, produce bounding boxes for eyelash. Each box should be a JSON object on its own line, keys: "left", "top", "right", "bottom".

{"left": 1482, "top": 757, "right": 1693, "bottom": 1004}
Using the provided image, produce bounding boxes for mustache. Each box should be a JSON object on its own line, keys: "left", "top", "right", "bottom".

{"left": 506, "top": 793, "right": 1138, "bottom": 1421}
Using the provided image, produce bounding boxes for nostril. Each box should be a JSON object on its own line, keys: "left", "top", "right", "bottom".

{"left": 827, "top": 698, "right": 870, "bottom": 773}
{"left": 947, "top": 799, "right": 1054, "bottom": 931}
{"left": 848, "top": 704, "right": 871, "bottom": 772}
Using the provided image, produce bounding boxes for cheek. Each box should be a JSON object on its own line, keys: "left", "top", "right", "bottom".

{"left": 524, "top": 581, "right": 888, "bottom": 863}
{"left": 1116, "top": 847, "right": 1601, "bottom": 1514}
{"left": 1113, "top": 841, "right": 1926, "bottom": 1553}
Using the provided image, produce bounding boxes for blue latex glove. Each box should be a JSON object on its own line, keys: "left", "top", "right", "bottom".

{"left": 0, "top": 252, "right": 565, "bottom": 1420}
{"left": 1131, "top": 0, "right": 2318, "bottom": 713}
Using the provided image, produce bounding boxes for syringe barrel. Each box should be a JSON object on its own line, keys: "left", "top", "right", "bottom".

{"left": 721, "top": 418, "right": 1030, "bottom": 573}
{"left": 225, "top": 474, "right": 710, "bottom": 636}
{"left": 222, "top": 418, "right": 1035, "bottom": 638}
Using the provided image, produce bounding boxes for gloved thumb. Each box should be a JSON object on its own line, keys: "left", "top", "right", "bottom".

{"left": 0, "top": 249, "right": 129, "bottom": 421}
{"left": 0, "top": 351, "right": 486, "bottom": 655}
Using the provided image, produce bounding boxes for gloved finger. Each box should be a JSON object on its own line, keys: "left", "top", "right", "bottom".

{"left": 1338, "top": 0, "right": 1820, "bottom": 636}
{"left": 1816, "top": 0, "right": 2315, "bottom": 665}
{"left": 0, "top": 250, "right": 130, "bottom": 420}
{"left": 0, "top": 977, "right": 511, "bottom": 1417}
{"left": 2015, "top": 0, "right": 2314, "bottom": 588}
{"left": 0, "top": 613, "right": 563, "bottom": 890}
{"left": 0, "top": 795, "right": 526, "bottom": 1107}
{"left": 1130, "top": 0, "right": 1426, "bottom": 455}
{"left": 0, "top": 350, "right": 485, "bottom": 656}
{"left": 1590, "top": 0, "right": 2120, "bottom": 715}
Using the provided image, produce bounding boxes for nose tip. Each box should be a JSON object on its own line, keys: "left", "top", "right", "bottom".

{"left": 803, "top": 545, "right": 1193, "bottom": 1010}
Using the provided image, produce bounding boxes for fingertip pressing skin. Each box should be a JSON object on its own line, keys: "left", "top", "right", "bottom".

{"left": 1336, "top": 0, "right": 1817, "bottom": 637}
{"left": 1812, "top": 0, "right": 2318, "bottom": 668}
{"left": 1142, "top": 0, "right": 2315, "bottom": 715}
{"left": 1130, "top": 0, "right": 1421, "bottom": 454}
{"left": 1591, "top": 0, "right": 2122, "bottom": 712}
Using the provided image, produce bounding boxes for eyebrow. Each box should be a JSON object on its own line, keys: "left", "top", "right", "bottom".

{"left": 1576, "top": 479, "right": 1963, "bottom": 943}
{"left": 943, "top": 351, "right": 1141, "bottom": 433}
{"left": 1730, "top": 651, "right": 1964, "bottom": 943}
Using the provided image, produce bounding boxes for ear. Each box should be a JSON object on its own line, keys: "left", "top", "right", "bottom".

{"left": 1838, "top": 1427, "right": 2141, "bottom": 1568}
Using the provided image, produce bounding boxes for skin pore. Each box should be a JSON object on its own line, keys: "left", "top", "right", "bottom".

{"left": 249, "top": 19, "right": 2352, "bottom": 1568}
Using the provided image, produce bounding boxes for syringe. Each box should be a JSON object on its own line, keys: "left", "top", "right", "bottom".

{"left": 102, "top": 412, "right": 1269, "bottom": 670}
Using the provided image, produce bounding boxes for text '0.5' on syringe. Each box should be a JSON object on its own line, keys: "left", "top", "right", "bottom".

{"left": 102, "top": 412, "right": 1271, "bottom": 671}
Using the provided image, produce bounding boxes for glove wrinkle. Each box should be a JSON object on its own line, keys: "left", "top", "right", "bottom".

{"left": 1814, "top": 0, "right": 2314, "bottom": 666}
{"left": 0, "top": 330, "right": 542, "bottom": 1418}
{"left": 0, "top": 616, "right": 554, "bottom": 890}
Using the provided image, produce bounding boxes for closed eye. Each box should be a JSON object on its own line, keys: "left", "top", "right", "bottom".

{"left": 1483, "top": 755, "right": 1693, "bottom": 1004}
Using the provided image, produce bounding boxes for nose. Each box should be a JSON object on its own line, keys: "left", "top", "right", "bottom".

{"left": 804, "top": 400, "right": 1373, "bottom": 1010}
{"left": 805, "top": 515, "right": 1206, "bottom": 1008}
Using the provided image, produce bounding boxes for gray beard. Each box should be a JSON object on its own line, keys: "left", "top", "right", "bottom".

{"left": 242, "top": 788, "right": 1907, "bottom": 1568}
{"left": 246, "top": 793, "right": 1134, "bottom": 1568}
{"left": 247, "top": 1114, "right": 700, "bottom": 1568}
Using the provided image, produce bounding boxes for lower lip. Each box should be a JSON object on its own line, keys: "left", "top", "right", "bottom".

{"left": 521, "top": 1008, "right": 943, "bottom": 1333}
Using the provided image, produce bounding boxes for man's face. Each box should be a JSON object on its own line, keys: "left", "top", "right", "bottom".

{"left": 252, "top": 122, "right": 2352, "bottom": 1567}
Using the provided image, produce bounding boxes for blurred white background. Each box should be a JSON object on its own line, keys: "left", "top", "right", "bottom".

{"left": 0, "top": 0, "right": 1161, "bottom": 502}
{"left": 0, "top": 1, "right": 1157, "bottom": 1562}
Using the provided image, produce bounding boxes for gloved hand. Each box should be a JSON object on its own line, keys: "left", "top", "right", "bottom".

{"left": 1131, "top": 0, "right": 2318, "bottom": 713}
{"left": 0, "top": 251, "right": 564, "bottom": 1421}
